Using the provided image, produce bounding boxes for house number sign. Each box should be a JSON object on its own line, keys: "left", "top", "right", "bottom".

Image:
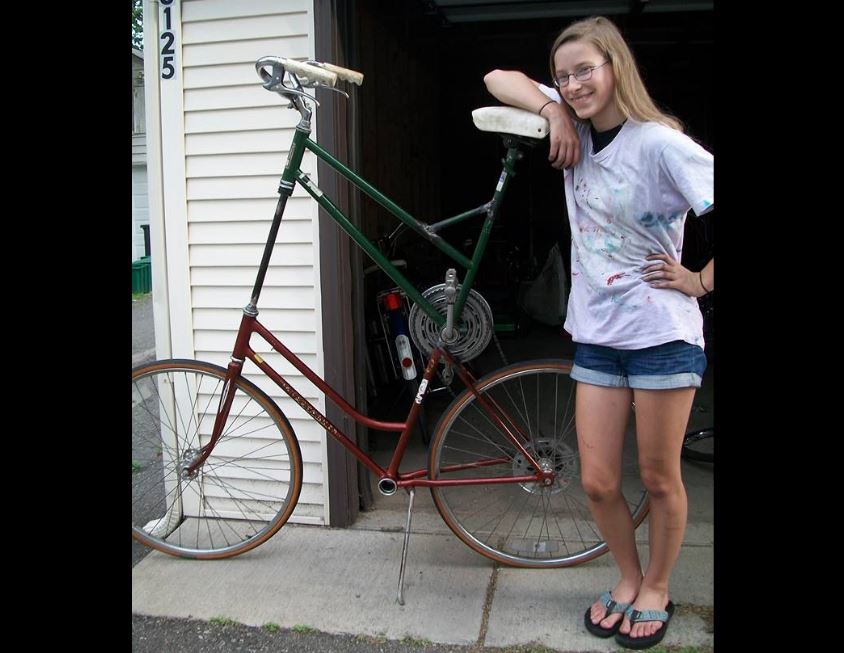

{"left": 160, "top": 0, "right": 176, "bottom": 80}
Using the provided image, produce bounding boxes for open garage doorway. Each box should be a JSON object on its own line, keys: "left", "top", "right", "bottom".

{"left": 331, "top": 0, "right": 714, "bottom": 522}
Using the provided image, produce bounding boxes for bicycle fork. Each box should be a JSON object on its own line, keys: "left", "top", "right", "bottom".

{"left": 184, "top": 355, "right": 249, "bottom": 477}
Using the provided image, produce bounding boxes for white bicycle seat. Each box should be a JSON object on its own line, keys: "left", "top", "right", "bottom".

{"left": 471, "top": 106, "right": 550, "bottom": 140}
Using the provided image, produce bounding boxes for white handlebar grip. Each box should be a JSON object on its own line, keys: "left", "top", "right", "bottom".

{"left": 283, "top": 59, "right": 338, "bottom": 86}
{"left": 321, "top": 63, "right": 364, "bottom": 86}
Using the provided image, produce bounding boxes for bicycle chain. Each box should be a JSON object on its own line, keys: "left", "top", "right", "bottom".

{"left": 491, "top": 330, "right": 509, "bottom": 368}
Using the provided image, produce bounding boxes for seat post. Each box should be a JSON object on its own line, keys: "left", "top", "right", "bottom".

{"left": 501, "top": 133, "right": 542, "bottom": 150}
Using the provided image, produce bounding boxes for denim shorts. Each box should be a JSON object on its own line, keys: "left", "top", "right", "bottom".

{"left": 570, "top": 340, "right": 707, "bottom": 389}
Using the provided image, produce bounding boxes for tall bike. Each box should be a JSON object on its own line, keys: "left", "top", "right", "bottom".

{"left": 131, "top": 57, "right": 648, "bottom": 600}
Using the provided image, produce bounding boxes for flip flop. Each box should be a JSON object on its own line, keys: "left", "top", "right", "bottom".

{"left": 614, "top": 600, "right": 675, "bottom": 650}
{"left": 583, "top": 591, "right": 632, "bottom": 638}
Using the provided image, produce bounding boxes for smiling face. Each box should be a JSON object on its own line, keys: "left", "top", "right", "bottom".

{"left": 553, "top": 39, "right": 625, "bottom": 132}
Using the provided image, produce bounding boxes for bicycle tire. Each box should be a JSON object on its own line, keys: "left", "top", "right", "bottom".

{"left": 132, "top": 359, "right": 303, "bottom": 559}
{"left": 428, "top": 360, "right": 649, "bottom": 568}
{"left": 681, "top": 427, "right": 714, "bottom": 463}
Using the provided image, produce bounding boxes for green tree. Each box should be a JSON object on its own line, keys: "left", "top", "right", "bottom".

{"left": 132, "top": 0, "right": 143, "bottom": 50}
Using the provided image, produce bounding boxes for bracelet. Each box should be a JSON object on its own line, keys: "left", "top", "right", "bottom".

{"left": 698, "top": 271, "right": 711, "bottom": 294}
{"left": 538, "top": 99, "right": 555, "bottom": 116}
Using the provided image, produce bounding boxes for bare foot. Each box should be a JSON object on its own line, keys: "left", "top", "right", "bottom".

{"left": 588, "top": 578, "right": 640, "bottom": 630}
{"left": 617, "top": 585, "right": 671, "bottom": 640}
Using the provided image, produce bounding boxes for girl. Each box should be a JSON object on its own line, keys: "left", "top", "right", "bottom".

{"left": 484, "top": 15, "right": 713, "bottom": 651}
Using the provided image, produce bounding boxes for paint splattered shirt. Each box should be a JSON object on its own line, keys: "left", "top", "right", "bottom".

{"left": 539, "top": 85, "right": 714, "bottom": 349}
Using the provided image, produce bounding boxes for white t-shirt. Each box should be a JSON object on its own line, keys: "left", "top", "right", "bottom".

{"left": 539, "top": 84, "right": 714, "bottom": 349}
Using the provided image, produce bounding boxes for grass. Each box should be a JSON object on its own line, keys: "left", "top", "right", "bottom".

{"left": 132, "top": 291, "right": 150, "bottom": 301}
{"left": 131, "top": 462, "right": 141, "bottom": 473}
{"left": 399, "top": 635, "right": 432, "bottom": 647}
{"left": 239, "top": 625, "right": 716, "bottom": 653}
{"left": 208, "top": 616, "right": 239, "bottom": 627}
{"left": 495, "top": 645, "right": 713, "bottom": 653}
{"left": 291, "top": 624, "right": 316, "bottom": 634}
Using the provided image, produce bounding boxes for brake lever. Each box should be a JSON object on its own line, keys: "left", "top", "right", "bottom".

{"left": 318, "top": 85, "right": 350, "bottom": 100}
{"left": 259, "top": 61, "right": 285, "bottom": 91}
{"left": 305, "top": 59, "right": 349, "bottom": 100}
{"left": 303, "top": 60, "right": 350, "bottom": 99}
{"left": 264, "top": 71, "right": 320, "bottom": 106}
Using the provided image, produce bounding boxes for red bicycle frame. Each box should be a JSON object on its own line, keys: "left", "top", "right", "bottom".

{"left": 188, "top": 311, "right": 556, "bottom": 490}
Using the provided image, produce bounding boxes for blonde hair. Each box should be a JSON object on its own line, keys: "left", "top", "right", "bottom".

{"left": 549, "top": 16, "right": 683, "bottom": 132}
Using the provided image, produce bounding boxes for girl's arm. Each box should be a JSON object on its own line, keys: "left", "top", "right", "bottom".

{"left": 483, "top": 69, "right": 580, "bottom": 170}
{"left": 642, "top": 254, "right": 714, "bottom": 298}
{"left": 698, "top": 258, "right": 714, "bottom": 295}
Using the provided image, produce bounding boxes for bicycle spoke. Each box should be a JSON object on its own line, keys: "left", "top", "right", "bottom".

{"left": 133, "top": 362, "right": 301, "bottom": 558}
{"left": 431, "top": 362, "right": 648, "bottom": 567}
{"left": 498, "top": 490, "right": 536, "bottom": 548}
{"left": 440, "top": 443, "right": 513, "bottom": 467}
{"left": 451, "top": 488, "right": 521, "bottom": 528}
{"left": 455, "top": 393, "right": 529, "bottom": 449}
{"left": 447, "top": 422, "right": 518, "bottom": 461}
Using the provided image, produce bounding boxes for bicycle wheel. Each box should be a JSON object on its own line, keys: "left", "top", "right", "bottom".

{"left": 132, "top": 359, "right": 303, "bottom": 558}
{"left": 681, "top": 427, "right": 714, "bottom": 463}
{"left": 429, "top": 360, "right": 648, "bottom": 567}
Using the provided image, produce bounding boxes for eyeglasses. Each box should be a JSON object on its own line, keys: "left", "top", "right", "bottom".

{"left": 553, "top": 61, "right": 610, "bottom": 88}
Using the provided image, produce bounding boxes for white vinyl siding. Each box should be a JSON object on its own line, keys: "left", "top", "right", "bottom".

{"left": 132, "top": 165, "right": 150, "bottom": 261}
{"left": 132, "top": 134, "right": 147, "bottom": 164}
{"left": 152, "top": 0, "right": 327, "bottom": 524}
{"left": 133, "top": 50, "right": 146, "bottom": 137}
{"left": 133, "top": 50, "right": 148, "bottom": 262}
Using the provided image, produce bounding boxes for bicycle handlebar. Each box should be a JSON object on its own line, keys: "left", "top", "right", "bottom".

{"left": 320, "top": 62, "right": 364, "bottom": 86}
{"left": 255, "top": 56, "right": 364, "bottom": 90}
{"left": 256, "top": 56, "right": 338, "bottom": 87}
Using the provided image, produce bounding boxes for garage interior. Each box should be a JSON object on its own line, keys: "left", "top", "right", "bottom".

{"left": 322, "top": 0, "right": 714, "bottom": 519}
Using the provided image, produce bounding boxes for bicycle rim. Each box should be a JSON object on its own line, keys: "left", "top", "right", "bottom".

{"left": 132, "top": 360, "right": 303, "bottom": 559}
{"left": 429, "top": 360, "right": 648, "bottom": 567}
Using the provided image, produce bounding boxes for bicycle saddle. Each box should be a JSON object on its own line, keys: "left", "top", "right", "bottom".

{"left": 472, "top": 106, "right": 550, "bottom": 141}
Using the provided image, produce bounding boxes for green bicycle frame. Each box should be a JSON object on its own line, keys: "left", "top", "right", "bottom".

{"left": 252, "top": 110, "right": 528, "bottom": 329}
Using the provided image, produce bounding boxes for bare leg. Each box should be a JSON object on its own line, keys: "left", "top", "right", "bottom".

{"left": 618, "top": 387, "right": 695, "bottom": 640}
{"left": 576, "top": 382, "right": 642, "bottom": 630}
